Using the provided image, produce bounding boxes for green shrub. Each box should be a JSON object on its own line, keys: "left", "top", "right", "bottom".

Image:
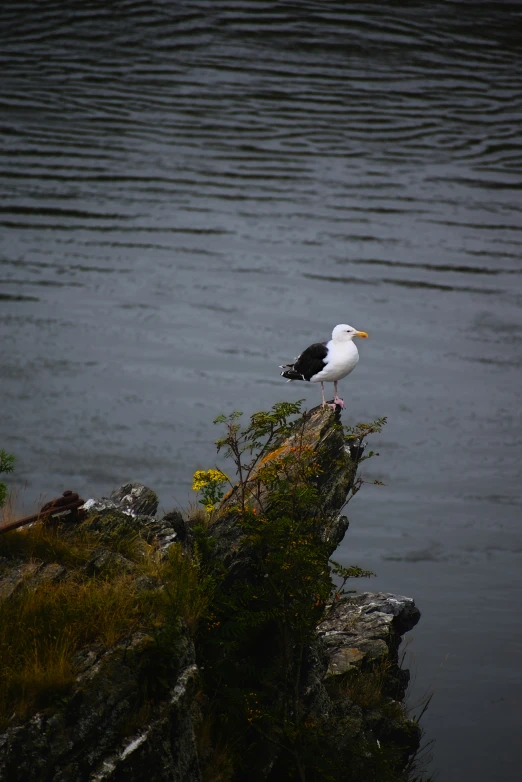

{"left": 0, "top": 449, "right": 15, "bottom": 508}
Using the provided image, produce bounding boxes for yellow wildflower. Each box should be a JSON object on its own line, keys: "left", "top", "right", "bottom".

{"left": 192, "top": 469, "right": 230, "bottom": 515}
{"left": 191, "top": 469, "right": 228, "bottom": 491}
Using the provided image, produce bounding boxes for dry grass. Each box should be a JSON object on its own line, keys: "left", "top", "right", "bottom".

{"left": 0, "top": 514, "right": 210, "bottom": 728}
{"left": 0, "top": 494, "right": 152, "bottom": 567}
{"left": 0, "top": 522, "right": 96, "bottom": 568}
{"left": 154, "top": 543, "right": 212, "bottom": 633}
{"left": 332, "top": 658, "right": 396, "bottom": 710}
{"left": 186, "top": 503, "right": 210, "bottom": 527}
{"left": 0, "top": 488, "right": 20, "bottom": 529}
{"left": 0, "top": 573, "right": 148, "bottom": 727}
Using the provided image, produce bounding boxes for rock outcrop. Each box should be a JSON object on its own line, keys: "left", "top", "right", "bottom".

{"left": 79, "top": 482, "right": 182, "bottom": 553}
{"left": 209, "top": 405, "right": 354, "bottom": 578}
{"left": 0, "top": 482, "right": 202, "bottom": 782}
{"left": 0, "top": 405, "right": 423, "bottom": 781}
{"left": 318, "top": 592, "right": 421, "bottom": 678}
{"left": 0, "top": 637, "right": 200, "bottom": 782}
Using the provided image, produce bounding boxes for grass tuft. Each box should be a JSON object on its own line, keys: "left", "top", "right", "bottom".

{"left": 0, "top": 511, "right": 210, "bottom": 729}
{"left": 155, "top": 543, "right": 212, "bottom": 633}
{"left": 0, "top": 522, "right": 95, "bottom": 568}
{"left": 0, "top": 574, "right": 145, "bottom": 726}
{"left": 330, "top": 658, "right": 396, "bottom": 710}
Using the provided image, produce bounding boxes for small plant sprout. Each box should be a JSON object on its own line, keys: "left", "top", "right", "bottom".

{"left": 329, "top": 560, "right": 375, "bottom": 602}
{"left": 343, "top": 417, "right": 387, "bottom": 501}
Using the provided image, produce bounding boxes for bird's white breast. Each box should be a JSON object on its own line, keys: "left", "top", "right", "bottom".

{"left": 312, "top": 340, "right": 359, "bottom": 382}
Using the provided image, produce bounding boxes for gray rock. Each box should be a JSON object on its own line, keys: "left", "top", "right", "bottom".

{"left": 158, "top": 511, "right": 189, "bottom": 545}
{"left": 139, "top": 512, "right": 184, "bottom": 553}
{"left": 109, "top": 483, "right": 159, "bottom": 517}
{"left": 0, "top": 562, "right": 42, "bottom": 600}
{"left": 0, "top": 561, "right": 67, "bottom": 600}
{"left": 317, "top": 593, "right": 421, "bottom": 677}
{"left": 26, "top": 562, "right": 67, "bottom": 589}
{"left": 80, "top": 484, "right": 180, "bottom": 554}
{"left": 89, "top": 663, "right": 200, "bottom": 782}
{"left": 80, "top": 482, "right": 158, "bottom": 521}
{"left": 0, "top": 631, "right": 201, "bottom": 782}
{"left": 84, "top": 549, "right": 136, "bottom": 577}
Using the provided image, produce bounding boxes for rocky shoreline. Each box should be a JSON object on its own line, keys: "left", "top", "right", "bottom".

{"left": 0, "top": 406, "right": 423, "bottom": 781}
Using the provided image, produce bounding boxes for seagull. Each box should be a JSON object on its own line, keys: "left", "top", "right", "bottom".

{"left": 280, "top": 324, "right": 368, "bottom": 409}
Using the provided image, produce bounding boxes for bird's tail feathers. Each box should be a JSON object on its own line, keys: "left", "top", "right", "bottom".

{"left": 280, "top": 368, "right": 306, "bottom": 381}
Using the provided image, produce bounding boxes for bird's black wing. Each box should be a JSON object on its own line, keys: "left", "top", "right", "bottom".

{"left": 281, "top": 342, "right": 328, "bottom": 381}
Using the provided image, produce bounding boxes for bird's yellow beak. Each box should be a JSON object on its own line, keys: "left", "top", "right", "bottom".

{"left": 354, "top": 330, "right": 368, "bottom": 339}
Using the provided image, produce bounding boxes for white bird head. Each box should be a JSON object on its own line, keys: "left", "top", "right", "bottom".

{"left": 331, "top": 324, "right": 369, "bottom": 342}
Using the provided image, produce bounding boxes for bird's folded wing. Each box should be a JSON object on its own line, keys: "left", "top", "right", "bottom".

{"left": 293, "top": 341, "right": 328, "bottom": 380}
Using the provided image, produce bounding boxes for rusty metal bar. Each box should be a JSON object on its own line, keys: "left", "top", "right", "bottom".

{"left": 0, "top": 490, "right": 86, "bottom": 536}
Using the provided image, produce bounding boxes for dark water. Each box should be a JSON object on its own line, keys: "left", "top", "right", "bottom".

{"left": 1, "top": 2, "right": 522, "bottom": 778}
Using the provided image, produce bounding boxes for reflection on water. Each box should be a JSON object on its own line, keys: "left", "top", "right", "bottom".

{"left": 1, "top": 3, "right": 522, "bottom": 780}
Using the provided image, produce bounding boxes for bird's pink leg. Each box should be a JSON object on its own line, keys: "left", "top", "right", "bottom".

{"left": 321, "top": 382, "right": 326, "bottom": 407}
{"left": 326, "top": 383, "right": 339, "bottom": 411}
{"left": 333, "top": 380, "right": 345, "bottom": 409}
